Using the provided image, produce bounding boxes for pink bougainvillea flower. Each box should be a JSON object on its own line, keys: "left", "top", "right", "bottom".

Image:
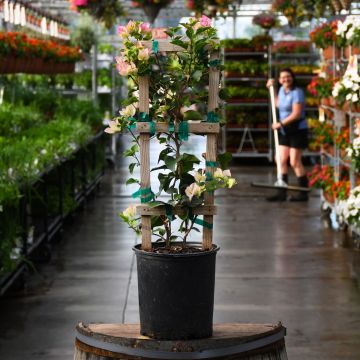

{"left": 200, "top": 15, "right": 212, "bottom": 27}
{"left": 115, "top": 57, "right": 137, "bottom": 76}
{"left": 140, "top": 22, "right": 151, "bottom": 33}
{"left": 118, "top": 25, "right": 127, "bottom": 36}
{"left": 138, "top": 48, "right": 150, "bottom": 61}
{"left": 74, "top": 0, "right": 88, "bottom": 6}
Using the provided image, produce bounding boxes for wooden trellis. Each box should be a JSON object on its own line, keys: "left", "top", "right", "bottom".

{"left": 135, "top": 40, "right": 220, "bottom": 251}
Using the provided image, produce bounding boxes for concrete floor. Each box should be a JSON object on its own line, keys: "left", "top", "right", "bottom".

{"left": 1, "top": 136, "right": 360, "bottom": 360}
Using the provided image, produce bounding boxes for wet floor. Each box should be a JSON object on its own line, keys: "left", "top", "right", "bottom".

{"left": 0, "top": 136, "right": 359, "bottom": 360}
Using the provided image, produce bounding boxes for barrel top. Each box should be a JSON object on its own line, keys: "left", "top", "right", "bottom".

{"left": 76, "top": 323, "right": 286, "bottom": 358}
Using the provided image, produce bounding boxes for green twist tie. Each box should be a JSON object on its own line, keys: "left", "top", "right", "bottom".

{"left": 168, "top": 121, "right": 175, "bottom": 133}
{"left": 189, "top": 209, "right": 213, "bottom": 229}
{"left": 195, "top": 217, "right": 213, "bottom": 229}
{"left": 139, "top": 112, "right": 156, "bottom": 137}
{"left": 179, "top": 121, "right": 189, "bottom": 141}
{"left": 207, "top": 111, "right": 219, "bottom": 123}
{"left": 127, "top": 116, "right": 137, "bottom": 131}
{"left": 165, "top": 204, "right": 174, "bottom": 221}
{"left": 206, "top": 172, "right": 213, "bottom": 181}
{"left": 132, "top": 187, "right": 152, "bottom": 199}
{"left": 141, "top": 192, "right": 155, "bottom": 203}
{"left": 152, "top": 40, "right": 159, "bottom": 54}
{"left": 205, "top": 161, "right": 218, "bottom": 167}
{"left": 209, "top": 59, "right": 221, "bottom": 68}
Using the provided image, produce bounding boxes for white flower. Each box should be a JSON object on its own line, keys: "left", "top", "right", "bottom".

{"left": 185, "top": 182, "right": 203, "bottom": 201}
{"left": 123, "top": 205, "right": 137, "bottom": 218}
{"left": 222, "top": 169, "right": 231, "bottom": 177}
{"left": 194, "top": 171, "right": 206, "bottom": 183}
{"left": 104, "top": 120, "right": 121, "bottom": 134}
{"left": 227, "top": 178, "right": 236, "bottom": 188}
{"left": 120, "top": 104, "right": 136, "bottom": 117}
{"left": 352, "top": 93, "right": 359, "bottom": 103}
{"left": 213, "top": 168, "right": 224, "bottom": 179}
{"left": 138, "top": 48, "right": 150, "bottom": 61}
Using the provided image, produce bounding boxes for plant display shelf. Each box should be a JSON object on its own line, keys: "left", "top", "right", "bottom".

{"left": 0, "top": 132, "right": 105, "bottom": 296}
{"left": 222, "top": 47, "right": 272, "bottom": 161}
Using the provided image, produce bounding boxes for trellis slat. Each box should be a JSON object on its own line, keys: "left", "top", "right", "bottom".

{"left": 136, "top": 205, "right": 217, "bottom": 216}
{"left": 136, "top": 122, "right": 220, "bottom": 134}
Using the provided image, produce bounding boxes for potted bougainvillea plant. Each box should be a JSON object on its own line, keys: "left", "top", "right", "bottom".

{"left": 106, "top": 17, "right": 235, "bottom": 340}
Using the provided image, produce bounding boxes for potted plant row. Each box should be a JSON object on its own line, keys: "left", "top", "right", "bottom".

{"left": 106, "top": 17, "right": 236, "bottom": 340}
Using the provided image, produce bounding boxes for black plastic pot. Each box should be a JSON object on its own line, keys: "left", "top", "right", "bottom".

{"left": 133, "top": 243, "right": 219, "bottom": 340}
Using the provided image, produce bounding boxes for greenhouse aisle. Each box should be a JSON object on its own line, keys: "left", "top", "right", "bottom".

{"left": 0, "top": 138, "right": 360, "bottom": 360}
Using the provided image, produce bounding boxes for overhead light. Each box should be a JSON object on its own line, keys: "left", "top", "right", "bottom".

{"left": 20, "top": 6, "right": 26, "bottom": 26}
{"left": 41, "top": 17, "right": 47, "bottom": 34}
{"left": 9, "top": 1, "right": 14, "bottom": 24}
{"left": 4, "top": 1, "right": 9, "bottom": 22}
{"left": 14, "top": 3, "right": 21, "bottom": 25}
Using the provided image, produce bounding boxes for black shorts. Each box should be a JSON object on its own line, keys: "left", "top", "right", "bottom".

{"left": 278, "top": 128, "right": 308, "bottom": 149}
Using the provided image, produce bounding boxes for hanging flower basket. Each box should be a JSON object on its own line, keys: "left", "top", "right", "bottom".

{"left": 133, "top": 0, "right": 174, "bottom": 24}
{"left": 340, "top": 0, "right": 352, "bottom": 10}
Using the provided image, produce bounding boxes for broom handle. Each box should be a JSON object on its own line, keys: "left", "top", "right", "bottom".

{"left": 269, "top": 85, "right": 282, "bottom": 182}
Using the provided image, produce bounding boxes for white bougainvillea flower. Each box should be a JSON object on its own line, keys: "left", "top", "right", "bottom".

{"left": 352, "top": 93, "right": 359, "bottom": 102}
{"left": 194, "top": 170, "right": 206, "bottom": 183}
{"left": 227, "top": 178, "right": 236, "bottom": 188}
{"left": 104, "top": 120, "right": 121, "bottom": 134}
{"left": 213, "top": 168, "right": 224, "bottom": 179}
{"left": 120, "top": 104, "right": 137, "bottom": 117}
{"left": 123, "top": 205, "right": 137, "bottom": 219}
{"left": 223, "top": 169, "right": 231, "bottom": 177}
{"left": 185, "top": 183, "right": 203, "bottom": 201}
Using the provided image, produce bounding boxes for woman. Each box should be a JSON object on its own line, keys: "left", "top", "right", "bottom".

{"left": 266, "top": 68, "right": 308, "bottom": 202}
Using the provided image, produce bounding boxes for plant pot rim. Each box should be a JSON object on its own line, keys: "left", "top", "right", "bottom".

{"left": 133, "top": 242, "right": 219, "bottom": 258}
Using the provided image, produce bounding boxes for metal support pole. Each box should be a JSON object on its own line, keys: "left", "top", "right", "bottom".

{"left": 92, "top": 43, "right": 98, "bottom": 106}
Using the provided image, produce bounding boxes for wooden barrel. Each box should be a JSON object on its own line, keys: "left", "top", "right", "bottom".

{"left": 74, "top": 323, "right": 288, "bottom": 360}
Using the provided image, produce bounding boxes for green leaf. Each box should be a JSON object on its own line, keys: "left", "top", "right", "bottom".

{"left": 121, "top": 96, "right": 138, "bottom": 106}
{"left": 184, "top": 110, "right": 203, "bottom": 121}
{"left": 123, "top": 144, "right": 139, "bottom": 157}
{"left": 178, "top": 153, "right": 200, "bottom": 173}
{"left": 126, "top": 178, "right": 139, "bottom": 185}
{"left": 151, "top": 165, "right": 168, "bottom": 172}
{"left": 171, "top": 38, "right": 188, "bottom": 49}
{"left": 151, "top": 216, "right": 164, "bottom": 228}
{"left": 147, "top": 201, "right": 164, "bottom": 208}
{"left": 129, "top": 163, "right": 136, "bottom": 174}
{"left": 192, "top": 70, "right": 202, "bottom": 82}
{"left": 165, "top": 155, "right": 177, "bottom": 171}
{"left": 218, "top": 152, "right": 232, "bottom": 169}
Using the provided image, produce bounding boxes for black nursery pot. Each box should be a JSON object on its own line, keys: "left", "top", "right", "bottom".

{"left": 133, "top": 243, "right": 220, "bottom": 340}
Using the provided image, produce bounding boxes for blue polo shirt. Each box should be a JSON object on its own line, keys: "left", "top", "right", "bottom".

{"left": 278, "top": 86, "right": 307, "bottom": 130}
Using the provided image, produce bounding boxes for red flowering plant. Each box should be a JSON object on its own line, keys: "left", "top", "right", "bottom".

{"left": 186, "top": 0, "right": 232, "bottom": 17}
{"left": 307, "top": 76, "right": 335, "bottom": 99}
{"left": 308, "top": 164, "right": 334, "bottom": 192}
{"left": 0, "top": 32, "right": 81, "bottom": 63}
{"left": 252, "top": 12, "right": 278, "bottom": 30}
{"left": 331, "top": 180, "right": 350, "bottom": 200}
{"left": 274, "top": 41, "right": 311, "bottom": 54}
{"left": 312, "top": 121, "right": 335, "bottom": 148}
{"left": 309, "top": 21, "right": 339, "bottom": 49}
{"left": 335, "top": 128, "right": 350, "bottom": 151}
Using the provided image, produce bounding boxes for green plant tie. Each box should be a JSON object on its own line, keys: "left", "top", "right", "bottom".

{"left": 152, "top": 40, "right": 159, "bottom": 54}
{"left": 206, "top": 172, "right": 213, "bottom": 181}
{"left": 139, "top": 112, "right": 156, "bottom": 137}
{"left": 209, "top": 59, "right": 221, "bottom": 68}
{"left": 207, "top": 111, "right": 219, "bottom": 123}
{"left": 132, "top": 187, "right": 154, "bottom": 203}
{"left": 127, "top": 116, "right": 137, "bottom": 131}
{"left": 165, "top": 204, "right": 174, "bottom": 221}
{"left": 205, "top": 161, "right": 218, "bottom": 167}
{"left": 179, "top": 121, "right": 189, "bottom": 141}
{"left": 189, "top": 208, "right": 213, "bottom": 229}
{"left": 168, "top": 120, "right": 175, "bottom": 133}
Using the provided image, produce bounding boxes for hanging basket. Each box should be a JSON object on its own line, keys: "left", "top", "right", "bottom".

{"left": 340, "top": 0, "right": 352, "bottom": 10}
{"left": 142, "top": 4, "right": 162, "bottom": 24}
{"left": 331, "top": 0, "right": 342, "bottom": 12}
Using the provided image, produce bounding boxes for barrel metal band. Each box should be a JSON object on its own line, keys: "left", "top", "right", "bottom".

{"left": 75, "top": 327, "right": 286, "bottom": 359}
